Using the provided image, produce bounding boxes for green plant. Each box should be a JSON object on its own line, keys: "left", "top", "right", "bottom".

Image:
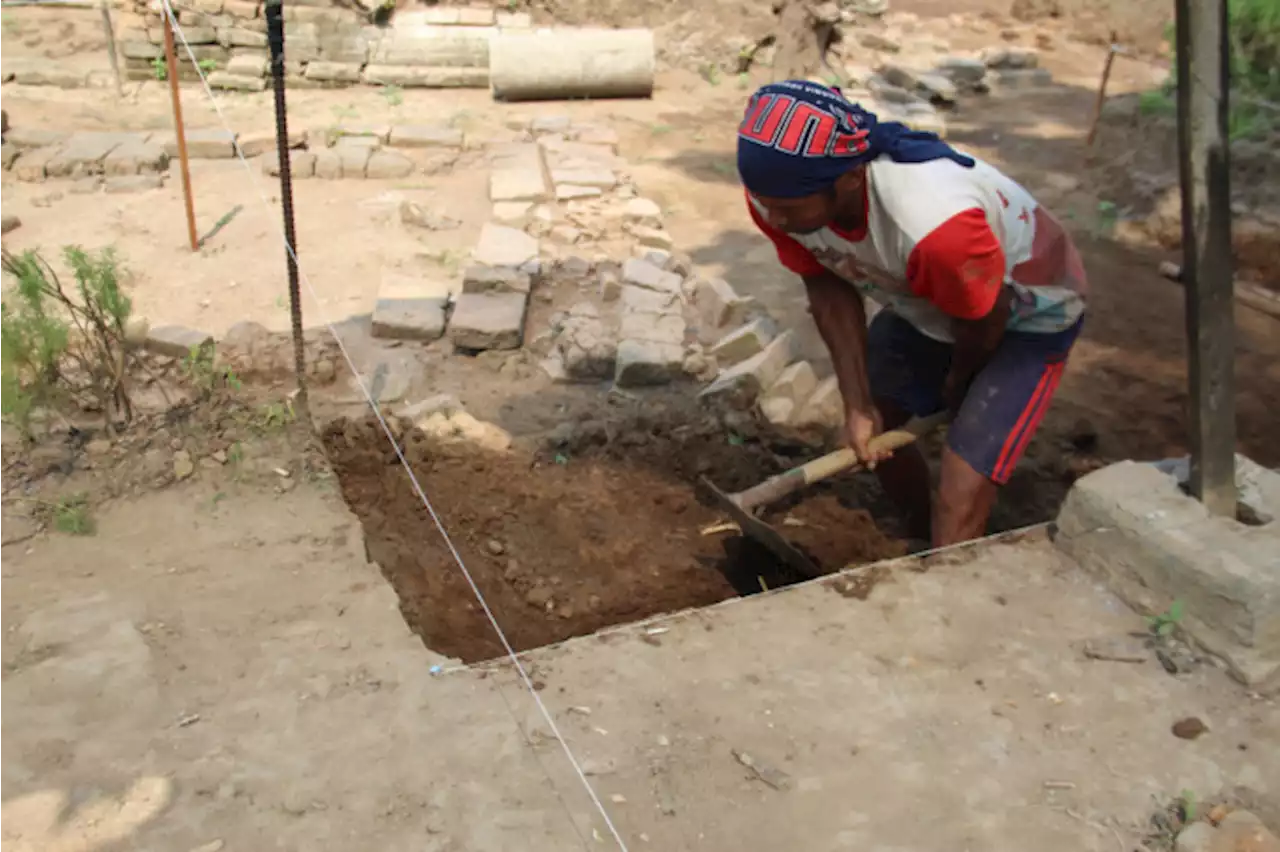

{"left": 255, "top": 399, "right": 295, "bottom": 431}
{"left": 180, "top": 343, "right": 241, "bottom": 398}
{"left": 2, "top": 247, "right": 136, "bottom": 439}
{"left": 151, "top": 57, "right": 167, "bottom": 81}
{"left": 1180, "top": 789, "right": 1198, "bottom": 822}
{"left": 52, "top": 494, "right": 94, "bottom": 535}
{"left": 381, "top": 84, "right": 404, "bottom": 106}
{"left": 1148, "top": 599, "right": 1185, "bottom": 637}
{"left": 197, "top": 58, "right": 217, "bottom": 75}
{"left": 701, "top": 63, "right": 721, "bottom": 86}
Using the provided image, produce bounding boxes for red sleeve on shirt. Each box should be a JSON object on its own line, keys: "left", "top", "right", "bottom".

{"left": 906, "top": 207, "right": 1007, "bottom": 320}
{"left": 745, "top": 191, "right": 827, "bottom": 277}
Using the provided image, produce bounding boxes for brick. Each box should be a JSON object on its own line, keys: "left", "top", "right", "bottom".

{"left": 473, "top": 223, "right": 539, "bottom": 268}
{"left": 623, "top": 197, "right": 662, "bottom": 223}
{"left": 710, "top": 318, "right": 775, "bottom": 367}
{"left": 370, "top": 272, "right": 453, "bottom": 341}
{"left": 179, "top": 25, "right": 218, "bottom": 44}
{"left": 337, "top": 123, "right": 391, "bottom": 142}
{"left": 614, "top": 339, "right": 684, "bottom": 387}
{"left": 1055, "top": 458, "right": 1280, "bottom": 689}
{"left": 208, "top": 71, "right": 266, "bottom": 91}
{"left": 700, "top": 331, "right": 795, "bottom": 404}
{"left": 146, "top": 325, "right": 213, "bottom": 358}
{"left": 449, "top": 292, "right": 528, "bottom": 351}
{"left": 389, "top": 124, "right": 464, "bottom": 148}
{"left": 631, "top": 225, "right": 674, "bottom": 250}
{"left": 304, "top": 61, "right": 362, "bottom": 82}
{"left": 365, "top": 150, "right": 415, "bottom": 179}
{"left": 237, "top": 128, "right": 304, "bottom": 157}
{"left": 462, "top": 265, "right": 532, "bottom": 295}
{"left": 105, "top": 173, "right": 164, "bottom": 193}
{"left": 622, "top": 258, "right": 682, "bottom": 295}
{"left": 318, "top": 34, "right": 369, "bottom": 64}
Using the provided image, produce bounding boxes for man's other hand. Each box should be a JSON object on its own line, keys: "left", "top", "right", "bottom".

{"left": 845, "top": 406, "right": 891, "bottom": 468}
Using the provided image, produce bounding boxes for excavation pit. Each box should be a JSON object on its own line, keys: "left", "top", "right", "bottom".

{"left": 322, "top": 413, "right": 910, "bottom": 663}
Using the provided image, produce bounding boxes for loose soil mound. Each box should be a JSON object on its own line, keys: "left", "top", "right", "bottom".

{"left": 323, "top": 413, "right": 910, "bottom": 662}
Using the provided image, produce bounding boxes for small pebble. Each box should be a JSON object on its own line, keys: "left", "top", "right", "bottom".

{"left": 486, "top": 539, "right": 505, "bottom": 555}
{"left": 1172, "top": 716, "right": 1209, "bottom": 740}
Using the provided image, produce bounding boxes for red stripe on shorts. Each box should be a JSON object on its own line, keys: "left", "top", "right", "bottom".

{"left": 992, "top": 360, "right": 1066, "bottom": 483}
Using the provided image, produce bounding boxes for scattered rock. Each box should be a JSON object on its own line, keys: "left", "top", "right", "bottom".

{"left": 173, "top": 450, "right": 195, "bottom": 480}
{"left": 621, "top": 258, "right": 682, "bottom": 295}
{"left": 1, "top": 214, "right": 21, "bottom": 234}
{"left": 487, "top": 539, "right": 505, "bottom": 555}
{"left": 701, "top": 331, "right": 795, "bottom": 406}
{"left": 415, "top": 410, "right": 512, "bottom": 453}
{"left": 710, "top": 318, "right": 775, "bottom": 367}
{"left": 146, "top": 325, "right": 213, "bottom": 359}
{"left": 615, "top": 338, "right": 684, "bottom": 387}
{"left": 399, "top": 200, "right": 460, "bottom": 231}
{"left": 473, "top": 222, "right": 539, "bottom": 268}
{"left": 1172, "top": 717, "right": 1209, "bottom": 740}
{"left": 463, "top": 264, "right": 532, "bottom": 295}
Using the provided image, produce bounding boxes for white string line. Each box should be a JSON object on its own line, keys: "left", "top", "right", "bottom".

{"left": 158, "top": 4, "right": 630, "bottom": 849}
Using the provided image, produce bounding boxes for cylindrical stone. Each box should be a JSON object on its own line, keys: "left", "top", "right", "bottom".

{"left": 489, "top": 29, "right": 654, "bottom": 102}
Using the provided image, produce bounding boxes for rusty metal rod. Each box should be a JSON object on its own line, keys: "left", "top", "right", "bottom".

{"left": 162, "top": 4, "right": 199, "bottom": 252}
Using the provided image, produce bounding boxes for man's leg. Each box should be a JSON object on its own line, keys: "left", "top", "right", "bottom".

{"left": 935, "top": 321, "right": 1082, "bottom": 547}
{"left": 864, "top": 310, "right": 952, "bottom": 541}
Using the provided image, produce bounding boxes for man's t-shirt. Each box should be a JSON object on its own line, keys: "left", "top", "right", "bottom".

{"left": 747, "top": 155, "right": 1088, "bottom": 343}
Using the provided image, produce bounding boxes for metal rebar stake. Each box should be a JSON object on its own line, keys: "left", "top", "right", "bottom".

{"left": 265, "top": 0, "right": 309, "bottom": 414}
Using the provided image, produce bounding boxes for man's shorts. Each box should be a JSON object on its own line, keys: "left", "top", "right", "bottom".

{"left": 866, "top": 309, "right": 1082, "bottom": 484}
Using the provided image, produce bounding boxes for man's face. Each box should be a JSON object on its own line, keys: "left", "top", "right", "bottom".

{"left": 752, "top": 168, "right": 866, "bottom": 235}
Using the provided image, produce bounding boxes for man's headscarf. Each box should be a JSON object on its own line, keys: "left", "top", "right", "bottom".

{"left": 736, "top": 79, "right": 974, "bottom": 199}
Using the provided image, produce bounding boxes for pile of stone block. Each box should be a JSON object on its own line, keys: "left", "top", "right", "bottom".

{"left": 258, "top": 122, "right": 464, "bottom": 180}
{"left": 101, "top": 1, "right": 533, "bottom": 93}
{"left": 3, "top": 128, "right": 171, "bottom": 190}
{"left": 371, "top": 223, "right": 537, "bottom": 352}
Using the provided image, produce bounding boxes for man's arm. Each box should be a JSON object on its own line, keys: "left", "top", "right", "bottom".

{"left": 804, "top": 271, "right": 872, "bottom": 414}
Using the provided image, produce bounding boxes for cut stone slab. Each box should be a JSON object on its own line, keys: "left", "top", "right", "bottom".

{"left": 208, "top": 72, "right": 267, "bottom": 92}
{"left": 462, "top": 264, "right": 532, "bottom": 295}
{"left": 449, "top": 292, "right": 528, "bottom": 351}
{"left": 337, "top": 146, "right": 372, "bottom": 178}
{"left": 765, "top": 361, "right": 818, "bottom": 408}
{"left": 361, "top": 65, "right": 489, "bottom": 88}
{"left": 145, "top": 325, "right": 214, "bottom": 358}
{"left": 165, "top": 128, "right": 237, "bottom": 159}
{"left": 389, "top": 125, "right": 464, "bottom": 148}
{"left": 473, "top": 223, "right": 539, "bottom": 268}
{"left": 934, "top": 56, "right": 987, "bottom": 85}
{"left": 614, "top": 339, "right": 684, "bottom": 387}
{"left": 623, "top": 197, "right": 662, "bottom": 223}
{"left": 1054, "top": 457, "right": 1280, "bottom": 690}
{"left": 313, "top": 149, "right": 342, "bottom": 179}
{"left": 622, "top": 258, "right": 682, "bottom": 295}
{"left": 700, "top": 331, "right": 795, "bottom": 405}
{"left": 5, "top": 128, "right": 70, "bottom": 150}
{"left": 262, "top": 150, "right": 317, "bottom": 178}
{"left": 621, "top": 283, "right": 679, "bottom": 314}
{"left": 490, "top": 167, "right": 550, "bottom": 203}
{"left": 549, "top": 167, "right": 616, "bottom": 189}
{"left": 304, "top": 61, "right": 362, "bottom": 83}
{"left": 555, "top": 184, "right": 601, "bottom": 201}
{"left": 103, "top": 137, "right": 169, "bottom": 176}
{"left": 619, "top": 311, "right": 685, "bottom": 345}
{"left": 710, "top": 318, "right": 775, "bottom": 367}
{"left": 370, "top": 272, "right": 454, "bottom": 341}
{"left": 492, "top": 201, "right": 533, "bottom": 224}
{"left": 44, "top": 132, "right": 134, "bottom": 177}
{"left": 366, "top": 150, "right": 415, "bottom": 179}
{"left": 981, "top": 46, "right": 1039, "bottom": 69}
{"left": 14, "top": 147, "right": 57, "bottom": 182}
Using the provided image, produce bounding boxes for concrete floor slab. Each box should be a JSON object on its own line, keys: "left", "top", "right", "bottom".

{"left": 2, "top": 486, "right": 1277, "bottom": 852}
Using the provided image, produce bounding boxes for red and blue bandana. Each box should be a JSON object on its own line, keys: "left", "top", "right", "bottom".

{"left": 736, "top": 79, "right": 974, "bottom": 199}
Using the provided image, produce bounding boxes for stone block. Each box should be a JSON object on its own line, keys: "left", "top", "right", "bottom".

{"left": 623, "top": 196, "right": 662, "bottom": 223}
{"left": 261, "top": 150, "right": 316, "bottom": 178}
{"left": 237, "top": 128, "right": 304, "bottom": 157}
{"left": 990, "top": 68, "right": 1053, "bottom": 90}
{"left": 361, "top": 65, "right": 489, "bottom": 88}
{"left": 389, "top": 124, "right": 464, "bottom": 148}
{"left": 44, "top": 132, "right": 135, "bottom": 177}
{"left": 981, "top": 46, "right": 1039, "bottom": 69}
{"left": 219, "top": 28, "right": 267, "bottom": 48}
{"left": 319, "top": 34, "right": 369, "bottom": 64}
{"left": 122, "top": 39, "right": 164, "bottom": 59}
{"left": 313, "top": 149, "right": 342, "bottom": 179}
{"left": 556, "top": 184, "right": 601, "bottom": 201}
{"left": 492, "top": 201, "right": 533, "bottom": 224}
{"left": 496, "top": 10, "right": 532, "bottom": 28}
{"left": 226, "top": 52, "right": 268, "bottom": 76}
{"left": 146, "top": 325, "right": 213, "bottom": 358}
{"left": 1, "top": 144, "right": 19, "bottom": 170}
{"left": 759, "top": 361, "right": 818, "bottom": 426}
{"left": 337, "top": 122, "right": 391, "bottom": 142}
{"left": 5, "top": 128, "right": 70, "bottom": 150}
{"left": 2, "top": 214, "right": 21, "bottom": 234}
{"left": 793, "top": 376, "right": 842, "bottom": 431}
{"left": 710, "top": 318, "right": 774, "bottom": 367}
{"left": 180, "top": 25, "right": 218, "bottom": 44}
{"left": 103, "top": 137, "right": 169, "bottom": 176}
{"left": 934, "top": 55, "right": 986, "bottom": 85}
{"left": 105, "top": 174, "right": 164, "bottom": 193}
{"left": 695, "top": 276, "right": 750, "bottom": 331}
{"left": 13, "top": 61, "right": 90, "bottom": 88}
{"left": 449, "top": 292, "right": 528, "bottom": 351}
{"left": 208, "top": 71, "right": 267, "bottom": 91}
{"left": 622, "top": 258, "right": 682, "bottom": 295}
{"left": 336, "top": 145, "right": 371, "bottom": 178}
{"left": 371, "top": 272, "right": 452, "bottom": 341}
{"left": 1054, "top": 457, "right": 1280, "bottom": 690}
{"left": 457, "top": 7, "right": 495, "bottom": 25}
{"left": 490, "top": 166, "right": 550, "bottom": 202}
{"left": 549, "top": 167, "right": 616, "bottom": 189}
{"left": 14, "top": 147, "right": 58, "bottom": 182}
{"left": 615, "top": 339, "right": 684, "bottom": 387}
{"left": 700, "top": 331, "right": 795, "bottom": 404}
{"left": 619, "top": 311, "right": 685, "bottom": 345}
{"left": 621, "top": 284, "right": 679, "bottom": 315}
{"left": 473, "top": 223, "right": 539, "bottom": 268}
{"left": 366, "top": 150, "right": 415, "bottom": 179}
{"left": 462, "top": 265, "right": 532, "bottom": 295}
{"left": 631, "top": 225, "right": 674, "bottom": 250}
{"left": 164, "top": 128, "right": 237, "bottom": 158}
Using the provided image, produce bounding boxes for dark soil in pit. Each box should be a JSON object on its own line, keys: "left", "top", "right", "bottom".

{"left": 321, "top": 411, "right": 910, "bottom": 662}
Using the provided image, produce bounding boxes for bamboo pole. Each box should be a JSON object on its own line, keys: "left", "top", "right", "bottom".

{"left": 98, "top": 0, "right": 123, "bottom": 96}
{"left": 161, "top": 3, "right": 199, "bottom": 252}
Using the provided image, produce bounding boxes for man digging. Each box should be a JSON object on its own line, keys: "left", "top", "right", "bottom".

{"left": 738, "top": 80, "right": 1088, "bottom": 548}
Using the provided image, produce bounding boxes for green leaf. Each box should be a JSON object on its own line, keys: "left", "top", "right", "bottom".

{"left": 1168, "top": 598, "right": 1185, "bottom": 622}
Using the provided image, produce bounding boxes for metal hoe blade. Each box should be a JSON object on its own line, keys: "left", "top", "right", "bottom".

{"left": 701, "top": 476, "right": 823, "bottom": 580}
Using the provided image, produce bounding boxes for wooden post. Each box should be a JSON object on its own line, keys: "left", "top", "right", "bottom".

{"left": 1085, "top": 34, "right": 1119, "bottom": 148}
{"left": 162, "top": 4, "right": 199, "bottom": 252}
{"left": 98, "top": 0, "right": 123, "bottom": 96}
{"left": 1174, "top": 0, "right": 1236, "bottom": 515}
